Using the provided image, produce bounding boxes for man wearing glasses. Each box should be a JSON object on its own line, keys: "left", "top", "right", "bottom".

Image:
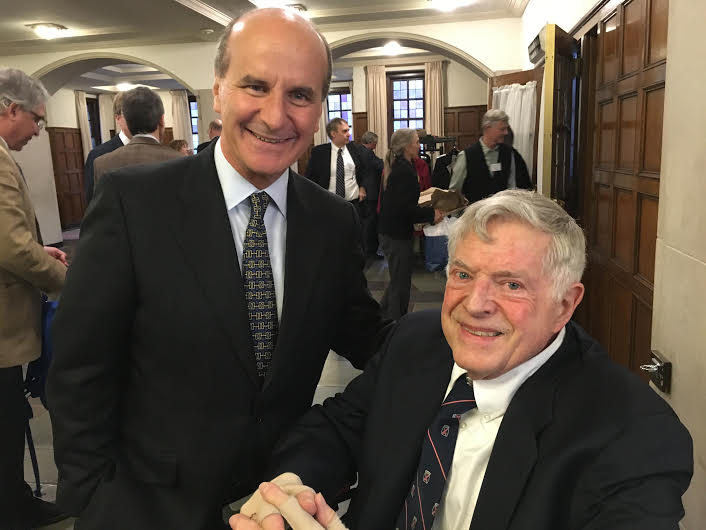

{"left": 0, "top": 67, "right": 69, "bottom": 528}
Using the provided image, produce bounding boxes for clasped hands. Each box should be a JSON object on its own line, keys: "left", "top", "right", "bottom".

{"left": 229, "top": 473, "right": 347, "bottom": 530}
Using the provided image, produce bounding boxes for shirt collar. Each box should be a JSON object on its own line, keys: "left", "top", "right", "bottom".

{"left": 479, "top": 137, "right": 498, "bottom": 153}
{"left": 119, "top": 130, "right": 130, "bottom": 145}
{"left": 132, "top": 133, "right": 159, "bottom": 143}
{"left": 0, "top": 135, "right": 8, "bottom": 152}
{"left": 214, "top": 137, "right": 288, "bottom": 217}
{"left": 451, "top": 326, "right": 566, "bottom": 418}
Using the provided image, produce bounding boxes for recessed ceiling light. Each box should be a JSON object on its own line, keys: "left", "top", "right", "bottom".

{"left": 92, "top": 83, "right": 160, "bottom": 92}
{"left": 27, "top": 23, "right": 69, "bottom": 40}
{"left": 428, "top": 0, "right": 475, "bottom": 12}
{"left": 382, "top": 41, "right": 402, "bottom": 56}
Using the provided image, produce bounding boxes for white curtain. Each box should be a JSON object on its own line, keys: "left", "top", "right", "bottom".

{"left": 97, "top": 94, "right": 114, "bottom": 143}
{"left": 424, "top": 61, "right": 444, "bottom": 137}
{"left": 170, "top": 90, "right": 193, "bottom": 150}
{"left": 365, "top": 65, "right": 388, "bottom": 157}
{"left": 314, "top": 101, "right": 328, "bottom": 146}
{"left": 492, "top": 81, "right": 537, "bottom": 173}
{"left": 74, "top": 91, "right": 92, "bottom": 161}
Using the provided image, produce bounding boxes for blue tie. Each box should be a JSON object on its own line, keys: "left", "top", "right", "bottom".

{"left": 395, "top": 374, "right": 476, "bottom": 530}
{"left": 242, "top": 192, "right": 278, "bottom": 380}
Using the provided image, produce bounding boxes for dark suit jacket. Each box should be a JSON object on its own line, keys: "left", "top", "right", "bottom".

{"left": 305, "top": 142, "right": 371, "bottom": 195}
{"left": 84, "top": 134, "right": 124, "bottom": 204}
{"left": 378, "top": 158, "right": 435, "bottom": 239}
{"left": 462, "top": 141, "right": 532, "bottom": 204}
{"left": 197, "top": 136, "right": 219, "bottom": 153}
{"left": 357, "top": 145, "right": 383, "bottom": 203}
{"left": 269, "top": 310, "right": 693, "bottom": 530}
{"left": 47, "top": 142, "right": 391, "bottom": 530}
{"left": 93, "top": 136, "right": 183, "bottom": 186}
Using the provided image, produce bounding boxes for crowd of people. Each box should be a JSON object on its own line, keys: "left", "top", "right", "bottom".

{"left": 0, "top": 6, "right": 693, "bottom": 530}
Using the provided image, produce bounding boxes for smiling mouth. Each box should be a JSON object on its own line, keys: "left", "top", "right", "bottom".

{"left": 462, "top": 326, "right": 503, "bottom": 337}
{"left": 248, "top": 129, "right": 292, "bottom": 144}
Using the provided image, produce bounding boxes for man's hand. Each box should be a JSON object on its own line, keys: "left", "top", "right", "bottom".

{"left": 44, "top": 246, "right": 68, "bottom": 267}
{"left": 433, "top": 209, "right": 445, "bottom": 224}
{"left": 230, "top": 482, "right": 347, "bottom": 530}
{"left": 358, "top": 186, "right": 367, "bottom": 201}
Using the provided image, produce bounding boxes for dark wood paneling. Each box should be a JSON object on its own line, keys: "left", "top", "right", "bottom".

{"left": 622, "top": 0, "right": 645, "bottom": 75}
{"left": 613, "top": 187, "right": 635, "bottom": 270}
{"left": 352, "top": 112, "right": 368, "bottom": 143}
{"left": 648, "top": 0, "right": 669, "bottom": 63}
{"left": 161, "top": 127, "right": 174, "bottom": 145}
{"left": 47, "top": 127, "right": 85, "bottom": 228}
{"left": 642, "top": 85, "right": 664, "bottom": 172}
{"left": 582, "top": 0, "right": 668, "bottom": 378}
{"left": 637, "top": 193, "right": 658, "bottom": 283}
{"left": 443, "top": 105, "right": 486, "bottom": 152}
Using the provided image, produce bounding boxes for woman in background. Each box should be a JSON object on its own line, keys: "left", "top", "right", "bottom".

{"left": 378, "top": 128, "right": 443, "bottom": 319}
{"left": 168, "top": 139, "right": 191, "bottom": 156}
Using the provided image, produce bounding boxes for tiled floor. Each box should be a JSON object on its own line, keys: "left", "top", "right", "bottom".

{"left": 25, "top": 233, "right": 446, "bottom": 528}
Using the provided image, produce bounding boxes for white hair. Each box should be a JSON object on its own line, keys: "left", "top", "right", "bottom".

{"left": 447, "top": 189, "right": 586, "bottom": 300}
{"left": 0, "top": 67, "right": 49, "bottom": 113}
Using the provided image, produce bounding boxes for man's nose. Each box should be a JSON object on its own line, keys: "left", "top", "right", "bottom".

{"left": 463, "top": 278, "right": 496, "bottom": 315}
{"left": 260, "top": 93, "right": 287, "bottom": 130}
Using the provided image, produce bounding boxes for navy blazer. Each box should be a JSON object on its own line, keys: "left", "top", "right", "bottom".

{"left": 48, "top": 143, "right": 391, "bottom": 529}
{"left": 83, "top": 134, "right": 124, "bottom": 205}
{"left": 269, "top": 311, "right": 693, "bottom": 530}
{"left": 305, "top": 142, "right": 371, "bottom": 195}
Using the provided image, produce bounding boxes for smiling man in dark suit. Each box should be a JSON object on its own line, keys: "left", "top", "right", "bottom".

{"left": 231, "top": 190, "right": 693, "bottom": 530}
{"left": 48, "top": 8, "right": 389, "bottom": 530}
{"left": 83, "top": 91, "right": 130, "bottom": 204}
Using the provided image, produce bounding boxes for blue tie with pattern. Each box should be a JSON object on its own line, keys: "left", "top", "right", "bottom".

{"left": 395, "top": 374, "right": 476, "bottom": 530}
{"left": 242, "top": 192, "right": 278, "bottom": 380}
{"left": 335, "top": 148, "right": 345, "bottom": 197}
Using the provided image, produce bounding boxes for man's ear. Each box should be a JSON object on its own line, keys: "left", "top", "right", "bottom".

{"left": 213, "top": 79, "right": 222, "bottom": 114}
{"left": 553, "top": 282, "right": 585, "bottom": 332}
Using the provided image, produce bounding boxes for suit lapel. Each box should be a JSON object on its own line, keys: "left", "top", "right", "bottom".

{"left": 173, "top": 151, "right": 259, "bottom": 386}
{"left": 264, "top": 172, "right": 324, "bottom": 388}
{"left": 470, "top": 334, "right": 575, "bottom": 530}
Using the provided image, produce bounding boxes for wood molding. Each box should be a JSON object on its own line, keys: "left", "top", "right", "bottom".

{"left": 570, "top": 0, "right": 623, "bottom": 38}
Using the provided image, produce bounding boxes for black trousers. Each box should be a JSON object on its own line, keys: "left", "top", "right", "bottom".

{"left": 0, "top": 365, "right": 30, "bottom": 526}
{"left": 379, "top": 235, "right": 414, "bottom": 320}
{"left": 359, "top": 201, "right": 379, "bottom": 256}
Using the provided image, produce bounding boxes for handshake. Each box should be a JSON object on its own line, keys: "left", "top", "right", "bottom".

{"left": 229, "top": 473, "right": 347, "bottom": 530}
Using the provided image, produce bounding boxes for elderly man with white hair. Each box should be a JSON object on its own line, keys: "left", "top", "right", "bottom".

{"left": 231, "top": 189, "right": 692, "bottom": 530}
{"left": 449, "top": 109, "right": 532, "bottom": 204}
{"left": 0, "top": 67, "right": 68, "bottom": 528}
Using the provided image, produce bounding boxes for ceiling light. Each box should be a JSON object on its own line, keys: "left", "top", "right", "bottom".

{"left": 428, "top": 0, "right": 475, "bottom": 12}
{"left": 27, "top": 23, "right": 69, "bottom": 40}
{"left": 93, "top": 83, "right": 159, "bottom": 92}
{"left": 382, "top": 41, "right": 402, "bottom": 56}
{"left": 250, "top": 2, "right": 310, "bottom": 17}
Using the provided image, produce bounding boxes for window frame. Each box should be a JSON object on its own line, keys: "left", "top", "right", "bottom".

{"left": 326, "top": 88, "right": 353, "bottom": 140}
{"left": 188, "top": 94, "right": 199, "bottom": 154}
{"left": 386, "top": 71, "right": 425, "bottom": 141}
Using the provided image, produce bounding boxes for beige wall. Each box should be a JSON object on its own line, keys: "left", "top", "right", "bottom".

{"left": 653, "top": 0, "right": 706, "bottom": 527}
{"left": 445, "top": 59, "right": 488, "bottom": 107}
{"left": 12, "top": 131, "right": 62, "bottom": 245}
{"left": 45, "top": 88, "right": 78, "bottom": 129}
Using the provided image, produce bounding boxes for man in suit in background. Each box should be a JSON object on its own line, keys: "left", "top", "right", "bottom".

{"left": 83, "top": 91, "right": 131, "bottom": 204}
{"left": 48, "top": 8, "right": 389, "bottom": 530}
{"left": 0, "top": 67, "right": 68, "bottom": 529}
{"left": 93, "top": 86, "right": 182, "bottom": 184}
{"left": 197, "top": 118, "right": 223, "bottom": 152}
{"left": 357, "top": 131, "right": 383, "bottom": 259}
{"left": 232, "top": 190, "right": 693, "bottom": 530}
{"left": 449, "top": 109, "right": 531, "bottom": 204}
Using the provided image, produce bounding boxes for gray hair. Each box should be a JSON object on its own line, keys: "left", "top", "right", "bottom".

{"left": 326, "top": 117, "right": 347, "bottom": 139}
{"left": 360, "top": 131, "right": 378, "bottom": 144}
{"left": 448, "top": 189, "right": 586, "bottom": 300}
{"left": 482, "top": 109, "right": 509, "bottom": 131}
{"left": 0, "top": 67, "right": 49, "bottom": 113}
{"left": 214, "top": 8, "right": 333, "bottom": 101}
{"left": 383, "top": 128, "right": 417, "bottom": 189}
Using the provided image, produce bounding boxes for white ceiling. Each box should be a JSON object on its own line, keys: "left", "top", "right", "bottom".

{"left": 3, "top": 0, "right": 529, "bottom": 91}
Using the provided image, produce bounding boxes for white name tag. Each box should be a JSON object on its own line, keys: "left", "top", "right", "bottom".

{"left": 490, "top": 162, "right": 502, "bottom": 172}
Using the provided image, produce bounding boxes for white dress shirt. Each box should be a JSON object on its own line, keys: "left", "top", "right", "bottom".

{"left": 214, "top": 137, "right": 287, "bottom": 320}
{"left": 118, "top": 130, "right": 130, "bottom": 145}
{"left": 431, "top": 327, "right": 566, "bottom": 530}
{"left": 449, "top": 138, "right": 517, "bottom": 191}
{"left": 328, "top": 144, "right": 359, "bottom": 201}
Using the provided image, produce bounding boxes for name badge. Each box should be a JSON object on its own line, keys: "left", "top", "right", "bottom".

{"left": 490, "top": 162, "right": 502, "bottom": 172}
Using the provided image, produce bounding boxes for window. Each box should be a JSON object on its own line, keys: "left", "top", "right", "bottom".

{"left": 388, "top": 73, "right": 424, "bottom": 138}
{"left": 188, "top": 95, "right": 199, "bottom": 153}
{"left": 327, "top": 90, "right": 353, "bottom": 139}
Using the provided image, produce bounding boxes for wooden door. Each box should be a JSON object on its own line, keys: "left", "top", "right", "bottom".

{"left": 47, "top": 127, "right": 85, "bottom": 228}
{"left": 443, "top": 105, "right": 486, "bottom": 152}
{"left": 580, "top": 0, "right": 668, "bottom": 379}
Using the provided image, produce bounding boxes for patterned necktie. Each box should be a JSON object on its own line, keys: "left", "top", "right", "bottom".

{"left": 395, "top": 375, "right": 476, "bottom": 530}
{"left": 335, "top": 148, "right": 345, "bottom": 197}
{"left": 242, "top": 192, "right": 278, "bottom": 380}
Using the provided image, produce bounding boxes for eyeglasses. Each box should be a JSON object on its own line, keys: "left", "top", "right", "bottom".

{"left": 27, "top": 110, "right": 46, "bottom": 130}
